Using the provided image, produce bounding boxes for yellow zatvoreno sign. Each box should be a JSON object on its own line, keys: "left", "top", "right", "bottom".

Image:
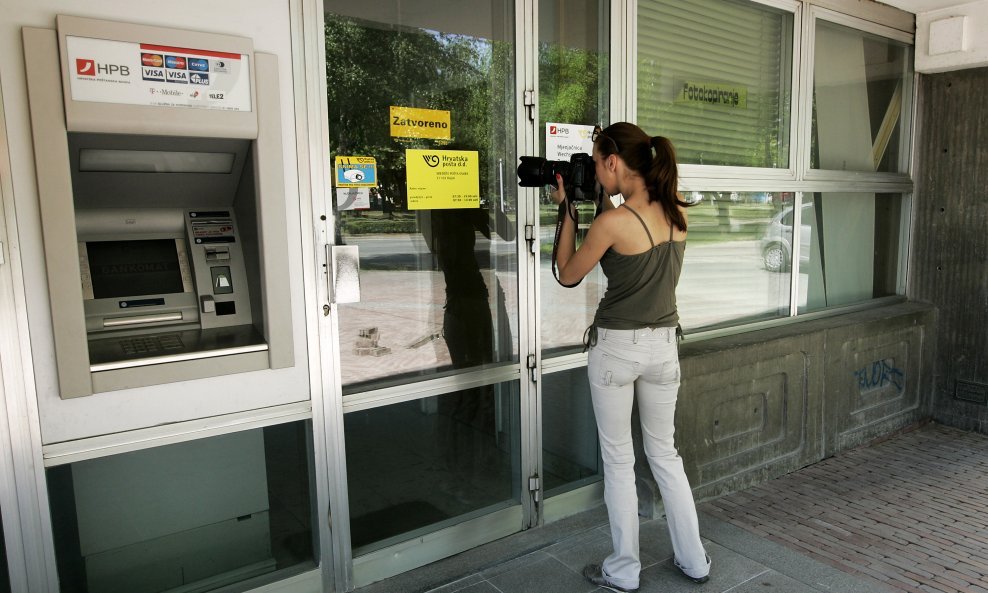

{"left": 390, "top": 106, "right": 451, "bottom": 139}
{"left": 405, "top": 149, "right": 479, "bottom": 210}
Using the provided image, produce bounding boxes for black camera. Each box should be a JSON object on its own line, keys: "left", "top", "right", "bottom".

{"left": 517, "top": 153, "right": 596, "bottom": 200}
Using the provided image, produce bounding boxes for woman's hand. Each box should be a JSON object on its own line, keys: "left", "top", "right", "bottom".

{"left": 549, "top": 174, "right": 567, "bottom": 205}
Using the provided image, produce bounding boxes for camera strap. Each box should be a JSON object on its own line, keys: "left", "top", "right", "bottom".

{"left": 551, "top": 199, "right": 582, "bottom": 287}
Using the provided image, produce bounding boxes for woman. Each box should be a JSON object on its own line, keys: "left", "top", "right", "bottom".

{"left": 551, "top": 122, "right": 710, "bottom": 593}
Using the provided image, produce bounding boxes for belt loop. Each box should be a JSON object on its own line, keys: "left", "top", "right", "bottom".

{"left": 633, "top": 329, "right": 639, "bottom": 344}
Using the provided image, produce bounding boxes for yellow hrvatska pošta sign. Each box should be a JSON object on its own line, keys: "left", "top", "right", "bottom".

{"left": 405, "top": 149, "right": 479, "bottom": 210}
{"left": 390, "top": 106, "right": 451, "bottom": 139}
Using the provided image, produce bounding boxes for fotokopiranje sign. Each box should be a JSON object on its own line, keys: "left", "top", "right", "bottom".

{"left": 677, "top": 81, "right": 748, "bottom": 109}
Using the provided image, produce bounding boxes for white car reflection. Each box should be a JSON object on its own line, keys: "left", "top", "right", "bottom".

{"left": 761, "top": 203, "right": 813, "bottom": 273}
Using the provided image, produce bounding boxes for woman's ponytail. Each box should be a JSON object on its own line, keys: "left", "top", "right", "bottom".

{"left": 648, "top": 135, "right": 689, "bottom": 231}
{"left": 596, "top": 123, "right": 691, "bottom": 231}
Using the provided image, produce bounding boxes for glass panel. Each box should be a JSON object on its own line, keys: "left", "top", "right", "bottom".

{"left": 324, "top": 1, "right": 518, "bottom": 391}
{"left": 679, "top": 192, "right": 793, "bottom": 331}
{"left": 542, "top": 368, "right": 602, "bottom": 497}
{"left": 47, "top": 422, "right": 316, "bottom": 593}
{"left": 1, "top": 513, "right": 9, "bottom": 593}
{"left": 539, "top": 0, "right": 609, "bottom": 356}
{"left": 637, "top": 0, "right": 794, "bottom": 168}
{"left": 812, "top": 20, "right": 912, "bottom": 173}
{"left": 799, "top": 193, "right": 902, "bottom": 312}
{"left": 345, "top": 381, "right": 521, "bottom": 554}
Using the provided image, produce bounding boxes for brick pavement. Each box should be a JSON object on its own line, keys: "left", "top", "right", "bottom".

{"left": 700, "top": 423, "right": 988, "bottom": 593}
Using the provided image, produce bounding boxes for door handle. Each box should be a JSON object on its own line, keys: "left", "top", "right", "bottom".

{"left": 327, "top": 244, "right": 361, "bottom": 304}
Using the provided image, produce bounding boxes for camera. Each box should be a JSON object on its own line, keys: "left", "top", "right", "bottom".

{"left": 517, "top": 153, "right": 597, "bottom": 200}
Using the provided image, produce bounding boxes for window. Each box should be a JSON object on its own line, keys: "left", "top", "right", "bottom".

{"left": 47, "top": 423, "right": 316, "bottom": 593}
{"left": 344, "top": 381, "right": 521, "bottom": 554}
{"left": 636, "top": 1, "right": 913, "bottom": 332}
{"left": 812, "top": 20, "right": 913, "bottom": 174}
{"left": 799, "top": 193, "right": 903, "bottom": 311}
{"left": 637, "top": 0, "right": 794, "bottom": 168}
{"left": 324, "top": 1, "right": 519, "bottom": 391}
{"left": 539, "top": 0, "right": 610, "bottom": 356}
{"left": 679, "top": 191, "right": 793, "bottom": 331}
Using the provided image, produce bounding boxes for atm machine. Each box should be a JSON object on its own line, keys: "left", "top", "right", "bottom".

{"left": 24, "top": 16, "right": 295, "bottom": 399}
{"left": 22, "top": 15, "right": 305, "bottom": 592}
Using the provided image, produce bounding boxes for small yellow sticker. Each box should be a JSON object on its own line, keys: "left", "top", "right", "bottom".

{"left": 406, "top": 149, "right": 479, "bottom": 210}
{"left": 334, "top": 156, "right": 377, "bottom": 188}
{"left": 390, "top": 106, "right": 451, "bottom": 139}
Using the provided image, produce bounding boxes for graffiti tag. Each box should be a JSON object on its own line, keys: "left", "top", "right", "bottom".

{"left": 854, "top": 359, "right": 904, "bottom": 394}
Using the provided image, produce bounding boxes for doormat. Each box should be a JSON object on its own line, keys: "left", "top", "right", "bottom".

{"left": 350, "top": 501, "right": 450, "bottom": 549}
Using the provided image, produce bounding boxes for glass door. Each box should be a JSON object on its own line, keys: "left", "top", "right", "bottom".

{"left": 537, "top": 0, "right": 609, "bottom": 514}
{"left": 322, "top": 0, "right": 526, "bottom": 585}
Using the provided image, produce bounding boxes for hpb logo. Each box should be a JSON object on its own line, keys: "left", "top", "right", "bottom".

{"left": 76, "top": 59, "right": 95, "bottom": 76}
{"left": 75, "top": 58, "right": 129, "bottom": 77}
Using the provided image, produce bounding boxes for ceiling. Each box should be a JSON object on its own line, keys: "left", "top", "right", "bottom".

{"left": 877, "top": 0, "right": 975, "bottom": 12}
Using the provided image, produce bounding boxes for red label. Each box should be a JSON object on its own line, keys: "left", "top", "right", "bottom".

{"left": 76, "top": 58, "right": 95, "bottom": 76}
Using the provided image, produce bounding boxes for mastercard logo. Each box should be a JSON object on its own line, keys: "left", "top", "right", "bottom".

{"left": 142, "top": 53, "right": 163, "bottom": 67}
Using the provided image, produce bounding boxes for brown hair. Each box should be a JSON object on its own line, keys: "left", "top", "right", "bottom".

{"left": 595, "top": 122, "right": 690, "bottom": 231}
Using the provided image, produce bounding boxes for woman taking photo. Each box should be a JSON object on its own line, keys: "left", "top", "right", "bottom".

{"left": 550, "top": 122, "right": 710, "bottom": 593}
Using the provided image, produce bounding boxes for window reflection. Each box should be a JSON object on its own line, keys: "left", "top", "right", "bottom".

{"left": 345, "top": 382, "right": 521, "bottom": 554}
{"left": 47, "top": 423, "right": 316, "bottom": 593}
{"left": 679, "top": 192, "right": 792, "bottom": 330}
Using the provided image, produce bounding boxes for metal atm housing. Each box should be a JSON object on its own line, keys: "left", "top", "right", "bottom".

{"left": 24, "top": 16, "right": 294, "bottom": 399}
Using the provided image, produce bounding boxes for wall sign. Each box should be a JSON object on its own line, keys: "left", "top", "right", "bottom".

{"left": 545, "top": 123, "right": 595, "bottom": 160}
{"left": 390, "top": 106, "right": 451, "bottom": 140}
{"left": 405, "top": 149, "right": 479, "bottom": 210}
{"left": 336, "top": 188, "right": 370, "bottom": 211}
{"left": 334, "top": 156, "right": 377, "bottom": 188}
{"left": 676, "top": 81, "right": 748, "bottom": 109}
{"left": 65, "top": 36, "right": 252, "bottom": 111}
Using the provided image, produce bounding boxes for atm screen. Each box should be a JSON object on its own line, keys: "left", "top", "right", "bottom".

{"left": 87, "top": 240, "right": 186, "bottom": 299}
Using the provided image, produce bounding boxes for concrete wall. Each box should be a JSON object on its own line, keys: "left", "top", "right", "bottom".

{"left": 911, "top": 67, "right": 988, "bottom": 432}
{"left": 914, "top": 1, "right": 988, "bottom": 74}
{"left": 633, "top": 302, "right": 935, "bottom": 510}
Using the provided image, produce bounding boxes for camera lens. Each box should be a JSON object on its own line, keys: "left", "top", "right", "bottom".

{"left": 517, "top": 157, "right": 570, "bottom": 188}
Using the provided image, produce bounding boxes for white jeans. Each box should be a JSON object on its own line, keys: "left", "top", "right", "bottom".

{"left": 588, "top": 327, "right": 709, "bottom": 589}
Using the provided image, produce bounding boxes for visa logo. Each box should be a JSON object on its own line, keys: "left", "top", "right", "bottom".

{"left": 188, "top": 58, "right": 209, "bottom": 72}
{"left": 142, "top": 67, "right": 165, "bottom": 81}
{"left": 166, "top": 70, "right": 189, "bottom": 83}
{"left": 189, "top": 72, "right": 210, "bottom": 85}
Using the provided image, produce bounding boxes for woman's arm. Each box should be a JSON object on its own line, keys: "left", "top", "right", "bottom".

{"left": 550, "top": 175, "right": 614, "bottom": 286}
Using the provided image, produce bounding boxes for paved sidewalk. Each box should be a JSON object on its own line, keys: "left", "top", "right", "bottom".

{"left": 357, "top": 422, "right": 988, "bottom": 593}
{"left": 701, "top": 423, "right": 988, "bottom": 593}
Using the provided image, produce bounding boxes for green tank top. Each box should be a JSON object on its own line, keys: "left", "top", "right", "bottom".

{"left": 593, "top": 204, "right": 685, "bottom": 330}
